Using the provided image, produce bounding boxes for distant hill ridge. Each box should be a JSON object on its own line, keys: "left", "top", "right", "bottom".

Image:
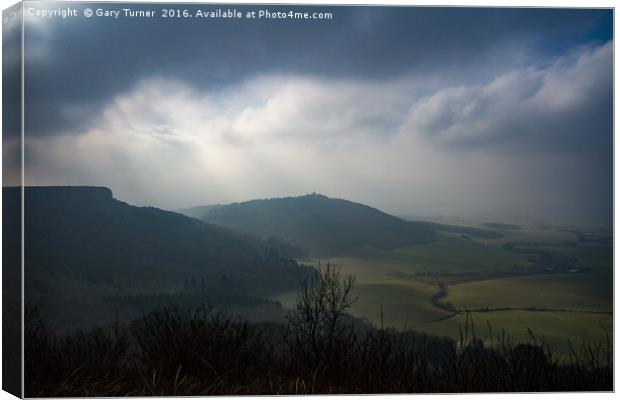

{"left": 179, "top": 193, "right": 436, "bottom": 256}
{"left": 422, "top": 222, "right": 504, "bottom": 239}
{"left": 15, "top": 186, "right": 308, "bottom": 298}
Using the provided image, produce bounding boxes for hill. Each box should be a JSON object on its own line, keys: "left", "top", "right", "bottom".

{"left": 180, "top": 194, "right": 436, "bottom": 256}
{"left": 423, "top": 222, "right": 504, "bottom": 239}
{"left": 176, "top": 204, "right": 222, "bottom": 220}
{"left": 482, "top": 222, "right": 521, "bottom": 231}
{"left": 15, "top": 187, "right": 310, "bottom": 326}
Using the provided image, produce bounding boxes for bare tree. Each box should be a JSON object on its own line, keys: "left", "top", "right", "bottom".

{"left": 285, "top": 264, "right": 357, "bottom": 365}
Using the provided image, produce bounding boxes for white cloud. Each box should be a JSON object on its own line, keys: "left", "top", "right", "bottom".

{"left": 529, "top": 42, "right": 612, "bottom": 112}
{"left": 23, "top": 41, "right": 612, "bottom": 224}
{"left": 400, "top": 41, "right": 612, "bottom": 146}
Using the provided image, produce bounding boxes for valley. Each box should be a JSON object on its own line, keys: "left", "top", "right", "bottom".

{"left": 22, "top": 187, "right": 612, "bottom": 357}
{"left": 274, "top": 226, "right": 612, "bottom": 356}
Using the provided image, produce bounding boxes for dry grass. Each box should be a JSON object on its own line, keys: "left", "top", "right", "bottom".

{"left": 25, "top": 304, "right": 611, "bottom": 396}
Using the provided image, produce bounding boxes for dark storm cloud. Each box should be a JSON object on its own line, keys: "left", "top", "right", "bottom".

{"left": 24, "top": 3, "right": 611, "bottom": 136}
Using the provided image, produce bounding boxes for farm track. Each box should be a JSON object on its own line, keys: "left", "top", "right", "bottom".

{"left": 426, "top": 279, "right": 611, "bottom": 323}
{"left": 387, "top": 264, "right": 590, "bottom": 286}
{"left": 390, "top": 245, "right": 603, "bottom": 322}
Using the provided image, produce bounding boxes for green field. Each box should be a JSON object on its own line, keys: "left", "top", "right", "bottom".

{"left": 444, "top": 273, "right": 612, "bottom": 312}
{"left": 351, "top": 281, "right": 451, "bottom": 328}
{"left": 337, "top": 233, "right": 530, "bottom": 273}
{"left": 275, "top": 257, "right": 452, "bottom": 327}
{"left": 276, "top": 226, "right": 612, "bottom": 356}
{"left": 417, "top": 310, "right": 612, "bottom": 356}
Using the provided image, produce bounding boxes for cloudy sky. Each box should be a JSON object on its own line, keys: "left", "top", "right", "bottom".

{"left": 16, "top": 4, "right": 613, "bottom": 225}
